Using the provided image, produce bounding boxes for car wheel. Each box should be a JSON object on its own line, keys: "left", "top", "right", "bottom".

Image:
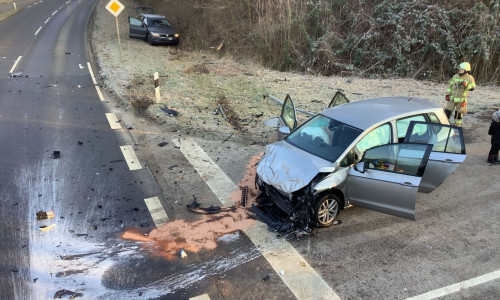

{"left": 313, "top": 194, "right": 340, "bottom": 227}
{"left": 147, "top": 34, "right": 154, "bottom": 45}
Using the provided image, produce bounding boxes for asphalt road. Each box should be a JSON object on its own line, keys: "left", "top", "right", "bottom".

{"left": 1, "top": 0, "right": 499, "bottom": 299}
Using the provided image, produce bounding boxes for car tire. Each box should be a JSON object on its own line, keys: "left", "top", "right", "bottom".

{"left": 147, "top": 34, "right": 154, "bottom": 45}
{"left": 312, "top": 193, "right": 340, "bottom": 227}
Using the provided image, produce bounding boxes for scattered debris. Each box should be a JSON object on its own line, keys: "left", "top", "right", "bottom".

{"left": 180, "top": 249, "right": 187, "bottom": 259}
{"left": 10, "top": 72, "right": 23, "bottom": 77}
{"left": 222, "top": 133, "right": 234, "bottom": 143}
{"left": 65, "top": 52, "right": 71, "bottom": 55}
{"left": 300, "top": 261, "right": 306, "bottom": 267}
{"left": 187, "top": 197, "right": 236, "bottom": 215}
{"left": 218, "top": 104, "right": 227, "bottom": 121}
{"left": 159, "top": 105, "right": 179, "bottom": 117}
{"left": 262, "top": 275, "right": 271, "bottom": 281}
{"left": 53, "top": 289, "right": 83, "bottom": 299}
{"left": 36, "top": 210, "right": 55, "bottom": 220}
{"left": 79, "top": 64, "right": 84, "bottom": 69}
{"left": 51, "top": 151, "right": 61, "bottom": 159}
{"left": 77, "top": 141, "right": 83, "bottom": 145}
{"left": 39, "top": 224, "right": 56, "bottom": 232}
{"left": 279, "top": 270, "right": 285, "bottom": 275}
{"left": 158, "top": 142, "right": 168, "bottom": 147}
{"left": 240, "top": 186, "right": 248, "bottom": 207}
{"left": 168, "top": 165, "right": 178, "bottom": 170}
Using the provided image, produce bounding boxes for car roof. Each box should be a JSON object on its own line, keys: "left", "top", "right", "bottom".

{"left": 320, "top": 97, "right": 442, "bottom": 130}
{"left": 140, "top": 14, "right": 166, "bottom": 19}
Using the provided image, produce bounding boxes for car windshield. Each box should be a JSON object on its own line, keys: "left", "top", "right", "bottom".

{"left": 286, "top": 115, "right": 362, "bottom": 162}
{"left": 149, "top": 18, "right": 171, "bottom": 27}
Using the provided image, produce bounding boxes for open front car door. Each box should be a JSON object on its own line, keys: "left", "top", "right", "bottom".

{"left": 347, "top": 143, "right": 433, "bottom": 220}
{"left": 327, "top": 91, "right": 350, "bottom": 109}
{"left": 403, "top": 121, "right": 466, "bottom": 193}
{"left": 276, "top": 94, "right": 298, "bottom": 139}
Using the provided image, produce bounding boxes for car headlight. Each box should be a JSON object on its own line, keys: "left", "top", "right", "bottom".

{"left": 174, "top": 33, "right": 179, "bottom": 38}
{"left": 151, "top": 33, "right": 160, "bottom": 37}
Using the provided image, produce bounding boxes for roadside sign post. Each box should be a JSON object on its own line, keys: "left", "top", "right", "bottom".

{"left": 154, "top": 72, "right": 161, "bottom": 103}
{"left": 105, "top": 0, "right": 125, "bottom": 58}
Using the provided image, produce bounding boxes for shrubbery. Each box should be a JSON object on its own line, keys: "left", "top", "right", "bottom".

{"left": 146, "top": 0, "right": 500, "bottom": 83}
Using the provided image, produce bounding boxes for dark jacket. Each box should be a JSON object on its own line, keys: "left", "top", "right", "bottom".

{"left": 488, "top": 120, "right": 500, "bottom": 145}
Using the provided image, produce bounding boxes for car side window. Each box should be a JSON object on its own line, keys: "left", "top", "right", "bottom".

{"left": 427, "top": 112, "right": 441, "bottom": 124}
{"left": 354, "top": 123, "right": 392, "bottom": 162}
{"left": 130, "top": 17, "right": 142, "bottom": 26}
{"left": 396, "top": 115, "right": 426, "bottom": 141}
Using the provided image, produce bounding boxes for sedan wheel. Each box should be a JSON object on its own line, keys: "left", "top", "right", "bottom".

{"left": 313, "top": 194, "right": 340, "bottom": 227}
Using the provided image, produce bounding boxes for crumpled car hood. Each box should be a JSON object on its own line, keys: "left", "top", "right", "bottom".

{"left": 256, "top": 140, "right": 333, "bottom": 193}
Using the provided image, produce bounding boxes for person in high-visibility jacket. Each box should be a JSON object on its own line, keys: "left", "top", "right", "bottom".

{"left": 444, "top": 62, "right": 476, "bottom": 126}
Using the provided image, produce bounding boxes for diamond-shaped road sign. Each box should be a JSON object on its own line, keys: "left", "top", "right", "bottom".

{"left": 105, "top": 0, "right": 125, "bottom": 17}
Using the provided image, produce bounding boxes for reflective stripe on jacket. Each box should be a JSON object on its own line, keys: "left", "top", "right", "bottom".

{"left": 446, "top": 73, "right": 476, "bottom": 103}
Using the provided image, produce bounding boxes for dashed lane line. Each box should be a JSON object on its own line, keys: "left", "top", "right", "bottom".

{"left": 144, "top": 197, "right": 169, "bottom": 227}
{"left": 44, "top": 17, "right": 50, "bottom": 24}
{"left": 172, "top": 137, "right": 341, "bottom": 300}
{"left": 105, "top": 113, "right": 121, "bottom": 130}
{"left": 405, "top": 269, "right": 500, "bottom": 300}
{"left": 34, "top": 26, "right": 42, "bottom": 36}
{"left": 119, "top": 145, "right": 142, "bottom": 171}
{"left": 9, "top": 56, "right": 22, "bottom": 73}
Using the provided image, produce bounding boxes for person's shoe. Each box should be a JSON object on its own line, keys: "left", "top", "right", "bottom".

{"left": 487, "top": 155, "right": 497, "bottom": 164}
{"left": 494, "top": 155, "right": 500, "bottom": 163}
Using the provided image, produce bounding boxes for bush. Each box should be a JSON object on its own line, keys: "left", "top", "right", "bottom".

{"left": 144, "top": 0, "right": 500, "bottom": 83}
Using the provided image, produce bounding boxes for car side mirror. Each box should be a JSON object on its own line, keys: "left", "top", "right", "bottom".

{"left": 278, "top": 126, "right": 290, "bottom": 136}
{"left": 354, "top": 161, "right": 365, "bottom": 173}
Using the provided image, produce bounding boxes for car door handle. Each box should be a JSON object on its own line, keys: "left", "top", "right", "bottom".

{"left": 400, "top": 182, "right": 414, "bottom": 187}
{"left": 445, "top": 159, "right": 453, "bottom": 162}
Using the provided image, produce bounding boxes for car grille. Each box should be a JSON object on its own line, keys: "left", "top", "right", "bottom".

{"left": 261, "top": 182, "right": 294, "bottom": 214}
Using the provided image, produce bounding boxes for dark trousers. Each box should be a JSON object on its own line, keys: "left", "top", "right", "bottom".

{"left": 489, "top": 144, "right": 500, "bottom": 156}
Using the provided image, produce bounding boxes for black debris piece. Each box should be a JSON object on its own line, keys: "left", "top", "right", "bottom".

{"left": 186, "top": 197, "right": 236, "bottom": 215}
{"left": 51, "top": 151, "right": 61, "bottom": 159}
{"left": 65, "top": 52, "right": 71, "bottom": 55}
{"left": 241, "top": 186, "right": 248, "bottom": 207}
{"left": 10, "top": 72, "right": 23, "bottom": 78}
{"left": 53, "top": 289, "right": 83, "bottom": 299}
{"left": 158, "top": 142, "right": 168, "bottom": 147}
{"left": 36, "top": 211, "right": 47, "bottom": 220}
{"left": 160, "top": 105, "right": 179, "bottom": 117}
{"left": 262, "top": 275, "right": 271, "bottom": 281}
{"left": 77, "top": 141, "right": 83, "bottom": 145}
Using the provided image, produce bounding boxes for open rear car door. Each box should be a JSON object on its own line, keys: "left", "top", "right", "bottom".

{"left": 347, "top": 143, "right": 433, "bottom": 220}
{"left": 403, "top": 121, "right": 466, "bottom": 193}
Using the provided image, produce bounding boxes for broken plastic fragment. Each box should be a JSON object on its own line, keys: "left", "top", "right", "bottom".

{"left": 158, "top": 142, "right": 168, "bottom": 147}
{"left": 10, "top": 72, "right": 23, "bottom": 77}
{"left": 279, "top": 270, "right": 285, "bottom": 275}
{"left": 180, "top": 249, "right": 187, "bottom": 259}
{"left": 51, "top": 151, "right": 61, "bottom": 159}
{"left": 39, "top": 224, "right": 56, "bottom": 232}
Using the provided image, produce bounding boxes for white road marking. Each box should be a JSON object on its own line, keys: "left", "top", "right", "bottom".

{"left": 34, "top": 26, "right": 42, "bottom": 36}
{"left": 173, "top": 137, "right": 341, "bottom": 300}
{"left": 144, "top": 197, "right": 169, "bottom": 227}
{"left": 87, "top": 62, "right": 98, "bottom": 84}
{"left": 119, "top": 145, "right": 142, "bottom": 171}
{"left": 44, "top": 17, "right": 50, "bottom": 24}
{"left": 9, "top": 56, "right": 22, "bottom": 73}
{"left": 52, "top": 10, "right": 57, "bottom": 16}
{"left": 171, "top": 138, "right": 236, "bottom": 206}
{"left": 105, "top": 113, "right": 121, "bottom": 130}
{"left": 190, "top": 294, "right": 211, "bottom": 300}
{"left": 95, "top": 86, "right": 105, "bottom": 101}
{"left": 405, "top": 269, "right": 500, "bottom": 300}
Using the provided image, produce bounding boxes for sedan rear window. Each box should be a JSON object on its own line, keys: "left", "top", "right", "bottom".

{"left": 286, "top": 115, "right": 362, "bottom": 162}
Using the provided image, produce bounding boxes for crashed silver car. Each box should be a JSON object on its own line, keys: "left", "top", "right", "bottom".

{"left": 256, "top": 94, "right": 466, "bottom": 228}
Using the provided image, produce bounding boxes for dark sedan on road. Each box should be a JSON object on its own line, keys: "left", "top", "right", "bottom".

{"left": 128, "top": 7, "right": 179, "bottom": 45}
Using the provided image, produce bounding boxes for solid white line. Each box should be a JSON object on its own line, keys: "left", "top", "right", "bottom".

{"left": 189, "top": 294, "right": 211, "bottom": 300}
{"left": 172, "top": 137, "right": 341, "bottom": 300}
{"left": 119, "top": 145, "right": 142, "bottom": 171}
{"left": 87, "top": 62, "right": 98, "bottom": 84}
{"left": 44, "top": 17, "right": 50, "bottom": 24}
{"left": 9, "top": 56, "right": 22, "bottom": 73}
{"left": 95, "top": 86, "right": 105, "bottom": 101}
{"left": 105, "top": 113, "right": 121, "bottom": 130}
{"left": 34, "top": 26, "right": 42, "bottom": 36}
{"left": 405, "top": 269, "right": 500, "bottom": 300}
{"left": 144, "top": 197, "right": 169, "bottom": 227}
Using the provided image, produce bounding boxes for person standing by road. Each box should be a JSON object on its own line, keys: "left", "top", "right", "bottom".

{"left": 444, "top": 62, "right": 476, "bottom": 126}
{"left": 487, "top": 109, "right": 500, "bottom": 164}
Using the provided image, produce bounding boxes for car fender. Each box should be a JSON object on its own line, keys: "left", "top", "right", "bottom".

{"left": 312, "top": 166, "right": 349, "bottom": 196}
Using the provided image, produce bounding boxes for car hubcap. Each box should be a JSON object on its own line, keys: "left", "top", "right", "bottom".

{"left": 318, "top": 199, "right": 338, "bottom": 224}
